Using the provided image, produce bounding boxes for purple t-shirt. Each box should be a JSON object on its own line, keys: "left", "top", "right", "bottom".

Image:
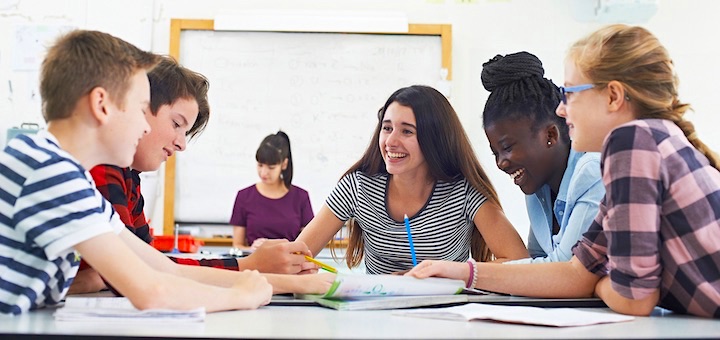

{"left": 229, "top": 184, "right": 314, "bottom": 245}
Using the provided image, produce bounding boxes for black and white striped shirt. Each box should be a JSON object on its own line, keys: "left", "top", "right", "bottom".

{"left": 326, "top": 171, "right": 487, "bottom": 274}
{"left": 0, "top": 131, "right": 123, "bottom": 315}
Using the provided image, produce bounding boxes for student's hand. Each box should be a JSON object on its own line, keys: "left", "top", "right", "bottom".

{"left": 300, "top": 272, "right": 336, "bottom": 294}
{"left": 289, "top": 273, "right": 336, "bottom": 295}
{"left": 249, "top": 238, "right": 268, "bottom": 251}
{"left": 297, "top": 260, "right": 320, "bottom": 275}
{"left": 404, "top": 260, "right": 469, "bottom": 283}
{"left": 233, "top": 269, "right": 273, "bottom": 309}
{"left": 241, "top": 239, "right": 316, "bottom": 274}
{"left": 67, "top": 267, "right": 107, "bottom": 295}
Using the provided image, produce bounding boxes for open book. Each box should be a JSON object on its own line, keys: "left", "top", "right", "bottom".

{"left": 297, "top": 273, "right": 479, "bottom": 311}
{"left": 324, "top": 273, "right": 466, "bottom": 297}
{"left": 54, "top": 297, "right": 205, "bottom": 323}
{"left": 394, "top": 303, "right": 634, "bottom": 327}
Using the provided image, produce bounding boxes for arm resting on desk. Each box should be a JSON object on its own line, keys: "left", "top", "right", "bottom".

{"left": 475, "top": 256, "right": 599, "bottom": 298}
{"left": 407, "top": 256, "right": 599, "bottom": 299}
{"left": 262, "top": 273, "right": 335, "bottom": 295}
{"left": 77, "top": 229, "right": 272, "bottom": 312}
{"left": 594, "top": 276, "right": 659, "bottom": 316}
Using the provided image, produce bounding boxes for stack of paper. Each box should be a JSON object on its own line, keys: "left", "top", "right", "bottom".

{"left": 54, "top": 297, "right": 205, "bottom": 323}
{"left": 394, "top": 303, "right": 635, "bottom": 327}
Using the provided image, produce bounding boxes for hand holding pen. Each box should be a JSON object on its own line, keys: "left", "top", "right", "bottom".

{"left": 240, "top": 239, "right": 314, "bottom": 274}
{"left": 304, "top": 256, "right": 338, "bottom": 273}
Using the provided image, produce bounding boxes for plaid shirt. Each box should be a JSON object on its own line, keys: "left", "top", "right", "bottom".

{"left": 573, "top": 119, "right": 720, "bottom": 318}
{"left": 89, "top": 165, "right": 239, "bottom": 270}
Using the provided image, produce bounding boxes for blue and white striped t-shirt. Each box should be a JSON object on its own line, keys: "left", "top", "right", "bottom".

{"left": 0, "top": 131, "right": 124, "bottom": 315}
{"left": 326, "top": 171, "right": 487, "bottom": 274}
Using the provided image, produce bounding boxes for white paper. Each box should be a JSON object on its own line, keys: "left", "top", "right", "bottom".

{"left": 55, "top": 297, "right": 205, "bottom": 323}
{"left": 324, "top": 274, "right": 465, "bottom": 298}
{"left": 395, "top": 303, "right": 635, "bottom": 327}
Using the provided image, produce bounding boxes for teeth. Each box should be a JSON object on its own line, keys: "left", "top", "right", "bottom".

{"left": 387, "top": 152, "right": 407, "bottom": 159}
{"left": 510, "top": 169, "right": 524, "bottom": 179}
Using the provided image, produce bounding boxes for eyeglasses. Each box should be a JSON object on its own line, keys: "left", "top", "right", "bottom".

{"left": 559, "top": 84, "right": 595, "bottom": 104}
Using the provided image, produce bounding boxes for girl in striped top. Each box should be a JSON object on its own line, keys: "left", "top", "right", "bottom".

{"left": 297, "top": 85, "right": 528, "bottom": 274}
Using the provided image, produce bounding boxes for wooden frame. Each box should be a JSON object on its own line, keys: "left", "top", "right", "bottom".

{"left": 163, "top": 18, "right": 453, "bottom": 238}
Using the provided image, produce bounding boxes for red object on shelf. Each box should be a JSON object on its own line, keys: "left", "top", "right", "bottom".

{"left": 151, "top": 235, "right": 204, "bottom": 253}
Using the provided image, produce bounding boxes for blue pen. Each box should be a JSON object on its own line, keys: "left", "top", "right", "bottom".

{"left": 404, "top": 214, "right": 418, "bottom": 266}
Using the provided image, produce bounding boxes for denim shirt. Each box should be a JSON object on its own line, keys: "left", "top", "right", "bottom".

{"left": 507, "top": 149, "right": 604, "bottom": 264}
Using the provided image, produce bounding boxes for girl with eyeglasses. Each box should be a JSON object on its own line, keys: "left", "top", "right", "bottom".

{"left": 407, "top": 24, "right": 720, "bottom": 318}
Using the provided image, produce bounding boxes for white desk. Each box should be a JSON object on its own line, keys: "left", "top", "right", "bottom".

{"left": 2, "top": 304, "right": 719, "bottom": 339}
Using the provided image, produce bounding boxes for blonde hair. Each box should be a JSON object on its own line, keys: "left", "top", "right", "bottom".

{"left": 568, "top": 24, "right": 719, "bottom": 170}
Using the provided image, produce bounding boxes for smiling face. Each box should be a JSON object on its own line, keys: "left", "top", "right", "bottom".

{"left": 102, "top": 70, "right": 152, "bottom": 168}
{"left": 131, "top": 97, "right": 199, "bottom": 171}
{"left": 485, "top": 118, "right": 559, "bottom": 195}
{"left": 555, "top": 61, "right": 610, "bottom": 152}
{"left": 378, "top": 102, "right": 428, "bottom": 178}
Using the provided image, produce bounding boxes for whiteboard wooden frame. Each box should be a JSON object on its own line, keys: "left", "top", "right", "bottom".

{"left": 163, "top": 18, "right": 452, "bottom": 236}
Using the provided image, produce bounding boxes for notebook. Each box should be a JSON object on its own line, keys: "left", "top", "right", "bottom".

{"left": 295, "top": 273, "right": 474, "bottom": 311}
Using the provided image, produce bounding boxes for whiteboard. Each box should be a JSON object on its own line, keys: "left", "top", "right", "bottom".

{"left": 173, "top": 28, "right": 446, "bottom": 224}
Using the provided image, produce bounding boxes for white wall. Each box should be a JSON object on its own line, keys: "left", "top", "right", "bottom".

{"left": 1, "top": 0, "right": 719, "bottom": 243}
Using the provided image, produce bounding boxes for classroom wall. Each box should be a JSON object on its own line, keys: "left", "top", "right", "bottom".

{"left": 1, "top": 0, "right": 719, "bottom": 244}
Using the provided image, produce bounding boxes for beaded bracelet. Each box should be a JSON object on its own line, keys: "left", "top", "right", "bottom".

{"left": 466, "top": 260, "right": 478, "bottom": 289}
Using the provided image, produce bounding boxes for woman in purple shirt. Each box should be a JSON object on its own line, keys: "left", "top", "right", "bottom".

{"left": 230, "top": 131, "right": 314, "bottom": 251}
{"left": 407, "top": 24, "right": 720, "bottom": 318}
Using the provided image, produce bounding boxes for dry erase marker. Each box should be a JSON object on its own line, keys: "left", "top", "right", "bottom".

{"left": 304, "top": 255, "right": 338, "bottom": 273}
{"left": 404, "top": 214, "right": 418, "bottom": 266}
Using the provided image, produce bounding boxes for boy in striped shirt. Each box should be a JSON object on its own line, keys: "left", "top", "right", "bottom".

{"left": 0, "top": 30, "right": 273, "bottom": 315}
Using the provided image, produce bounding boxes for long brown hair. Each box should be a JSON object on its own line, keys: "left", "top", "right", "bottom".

{"left": 334, "top": 85, "right": 500, "bottom": 268}
{"left": 568, "top": 24, "right": 719, "bottom": 170}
